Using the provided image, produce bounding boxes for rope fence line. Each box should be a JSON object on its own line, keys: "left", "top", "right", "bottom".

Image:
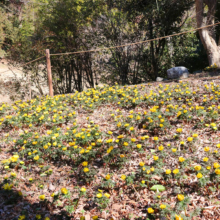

{"left": 0, "top": 20, "right": 220, "bottom": 76}
{"left": 50, "top": 21, "right": 220, "bottom": 56}
{"left": 0, "top": 56, "right": 45, "bottom": 75}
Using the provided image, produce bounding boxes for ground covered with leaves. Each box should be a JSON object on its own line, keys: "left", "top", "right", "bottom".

{"left": 1, "top": 77, "right": 220, "bottom": 220}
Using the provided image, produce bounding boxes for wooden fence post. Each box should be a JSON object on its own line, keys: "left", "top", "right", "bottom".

{"left": 46, "top": 49, "right": 54, "bottom": 97}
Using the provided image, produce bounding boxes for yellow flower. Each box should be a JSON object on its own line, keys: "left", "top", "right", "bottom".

{"left": 215, "top": 169, "right": 220, "bottom": 175}
{"left": 204, "top": 147, "right": 210, "bottom": 152}
{"left": 34, "top": 155, "right": 39, "bottom": 161}
{"left": 136, "top": 144, "right": 142, "bottom": 149}
{"left": 165, "top": 169, "right": 171, "bottom": 174}
{"left": 44, "top": 217, "right": 50, "bottom": 220}
{"left": 194, "top": 165, "right": 201, "bottom": 171}
{"left": 10, "top": 155, "right": 19, "bottom": 162}
{"left": 80, "top": 149, "right": 85, "bottom": 154}
{"left": 192, "top": 133, "right": 198, "bottom": 138}
{"left": 203, "top": 157, "right": 209, "bottom": 162}
{"left": 173, "top": 169, "right": 179, "bottom": 174}
{"left": 177, "top": 194, "right": 184, "bottom": 201}
{"left": 2, "top": 183, "right": 13, "bottom": 190}
{"left": 172, "top": 148, "right": 177, "bottom": 152}
{"left": 83, "top": 167, "right": 89, "bottom": 172}
{"left": 146, "top": 170, "right": 151, "bottom": 174}
{"left": 11, "top": 172, "right": 16, "bottom": 177}
{"left": 217, "top": 144, "right": 220, "bottom": 148}
{"left": 131, "top": 138, "right": 136, "bottom": 142}
{"left": 179, "top": 157, "right": 185, "bottom": 162}
{"left": 187, "top": 137, "right": 193, "bottom": 142}
{"left": 141, "top": 180, "right": 145, "bottom": 184}
{"left": 47, "top": 130, "right": 52, "bottom": 136}
{"left": 121, "top": 174, "right": 126, "bottom": 180}
{"left": 197, "top": 173, "right": 203, "bottom": 178}
{"left": 81, "top": 187, "right": 86, "bottom": 192}
{"left": 175, "top": 215, "right": 183, "bottom": 220}
{"left": 61, "top": 188, "right": 68, "bottom": 195}
{"left": 150, "top": 167, "right": 155, "bottom": 172}
{"left": 207, "top": 166, "right": 211, "bottom": 170}
{"left": 160, "top": 204, "right": 166, "bottom": 209}
{"left": 176, "top": 128, "right": 182, "bottom": 133}
{"left": 36, "top": 214, "right": 41, "bottom": 219}
{"left": 147, "top": 208, "right": 154, "bottom": 214}
{"left": 51, "top": 193, "right": 55, "bottom": 197}
{"left": 82, "top": 161, "right": 88, "bottom": 167}
{"left": 123, "top": 142, "right": 128, "bottom": 146}
{"left": 18, "top": 215, "right": 26, "bottom": 220}
{"left": 39, "top": 195, "right": 45, "bottom": 200}
{"left": 214, "top": 162, "right": 220, "bottom": 169}
{"left": 153, "top": 155, "right": 159, "bottom": 161}
{"left": 105, "top": 174, "right": 111, "bottom": 180}
{"left": 158, "top": 145, "right": 164, "bottom": 151}
{"left": 139, "top": 162, "right": 145, "bottom": 167}
{"left": 9, "top": 155, "right": 19, "bottom": 162}
{"left": 180, "top": 141, "right": 185, "bottom": 145}
{"left": 120, "top": 154, "right": 125, "bottom": 158}
{"left": 104, "top": 193, "right": 110, "bottom": 198}
{"left": 96, "top": 193, "right": 102, "bottom": 198}
{"left": 153, "top": 137, "right": 159, "bottom": 141}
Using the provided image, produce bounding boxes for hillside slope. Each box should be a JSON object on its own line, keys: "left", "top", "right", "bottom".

{"left": 1, "top": 74, "right": 220, "bottom": 219}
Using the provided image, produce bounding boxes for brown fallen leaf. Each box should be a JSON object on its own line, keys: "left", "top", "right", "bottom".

{"left": 85, "top": 213, "right": 91, "bottom": 220}
{"left": 112, "top": 203, "right": 123, "bottom": 211}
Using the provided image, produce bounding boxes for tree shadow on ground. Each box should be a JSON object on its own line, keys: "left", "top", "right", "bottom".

{"left": 0, "top": 183, "right": 73, "bottom": 220}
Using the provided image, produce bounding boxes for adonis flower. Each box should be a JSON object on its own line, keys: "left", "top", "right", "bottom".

{"left": 61, "top": 188, "right": 68, "bottom": 195}
{"left": 147, "top": 208, "right": 154, "bottom": 214}
{"left": 160, "top": 204, "right": 166, "bottom": 209}
{"left": 83, "top": 167, "right": 89, "bottom": 172}
{"left": 197, "top": 173, "right": 203, "bottom": 178}
{"left": 158, "top": 145, "right": 164, "bottom": 151}
{"left": 165, "top": 169, "right": 171, "bottom": 174}
{"left": 194, "top": 165, "right": 201, "bottom": 171}
{"left": 177, "top": 194, "right": 184, "bottom": 201}
{"left": 39, "top": 195, "right": 45, "bottom": 200}
{"left": 187, "top": 137, "right": 193, "bottom": 142}
{"left": 179, "top": 157, "right": 185, "bottom": 162}
{"left": 121, "top": 175, "right": 126, "bottom": 180}
{"left": 139, "top": 162, "right": 145, "bottom": 167}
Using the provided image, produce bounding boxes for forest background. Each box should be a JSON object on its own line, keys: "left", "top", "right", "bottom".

{"left": 0, "top": 0, "right": 219, "bottom": 94}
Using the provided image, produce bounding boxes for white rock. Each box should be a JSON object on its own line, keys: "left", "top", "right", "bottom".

{"left": 167, "top": 66, "right": 189, "bottom": 79}
{"left": 156, "top": 77, "right": 164, "bottom": 82}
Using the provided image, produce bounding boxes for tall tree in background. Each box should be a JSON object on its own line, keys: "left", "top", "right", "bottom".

{"left": 195, "top": 0, "right": 220, "bottom": 66}
{"left": 125, "top": 0, "right": 194, "bottom": 79}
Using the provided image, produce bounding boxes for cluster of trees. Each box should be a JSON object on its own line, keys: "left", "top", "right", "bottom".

{"left": 0, "top": 0, "right": 219, "bottom": 94}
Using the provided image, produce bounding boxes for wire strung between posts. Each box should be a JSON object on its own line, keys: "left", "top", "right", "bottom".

{"left": 50, "top": 21, "right": 220, "bottom": 56}
{"left": 0, "top": 56, "right": 45, "bottom": 74}
{"left": 0, "top": 20, "right": 220, "bottom": 75}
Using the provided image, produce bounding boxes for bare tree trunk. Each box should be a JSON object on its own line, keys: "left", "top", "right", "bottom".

{"left": 195, "top": 0, "right": 220, "bottom": 66}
